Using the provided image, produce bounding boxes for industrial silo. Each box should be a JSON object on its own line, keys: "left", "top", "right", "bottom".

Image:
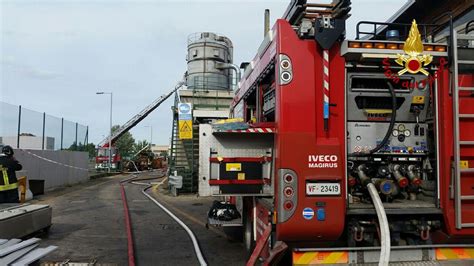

{"left": 186, "top": 32, "right": 234, "bottom": 91}
{"left": 169, "top": 33, "right": 236, "bottom": 195}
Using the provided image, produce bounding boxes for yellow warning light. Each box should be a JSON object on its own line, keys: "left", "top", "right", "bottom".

{"left": 387, "top": 43, "right": 399, "bottom": 49}
{"left": 375, "top": 43, "right": 386, "bottom": 49}
{"left": 349, "top": 42, "right": 361, "bottom": 48}
{"left": 435, "top": 45, "right": 446, "bottom": 52}
{"left": 424, "top": 45, "right": 434, "bottom": 51}
{"left": 362, "top": 42, "right": 374, "bottom": 48}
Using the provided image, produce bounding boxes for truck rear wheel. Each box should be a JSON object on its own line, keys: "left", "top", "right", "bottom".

{"left": 244, "top": 214, "right": 255, "bottom": 257}
{"left": 223, "top": 226, "right": 243, "bottom": 242}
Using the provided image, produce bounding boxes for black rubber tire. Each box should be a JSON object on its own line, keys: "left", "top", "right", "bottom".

{"left": 223, "top": 226, "right": 243, "bottom": 242}
{"left": 243, "top": 213, "right": 255, "bottom": 258}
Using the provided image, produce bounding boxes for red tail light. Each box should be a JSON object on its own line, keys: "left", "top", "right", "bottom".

{"left": 284, "top": 187, "right": 294, "bottom": 197}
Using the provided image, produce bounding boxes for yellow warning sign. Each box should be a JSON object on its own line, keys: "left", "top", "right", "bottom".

{"left": 238, "top": 173, "right": 246, "bottom": 180}
{"left": 226, "top": 163, "right": 241, "bottom": 172}
{"left": 412, "top": 96, "right": 425, "bottom": 104}
{"left": 460, "top": 161, "right": 469, "bottom": 169}
{"left": 179, "top": 120, "right": 193, "bottom": 139}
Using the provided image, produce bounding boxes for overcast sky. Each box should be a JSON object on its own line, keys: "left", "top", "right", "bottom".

{"left": 1, "top": 0, "right": 407, "bottom": 146}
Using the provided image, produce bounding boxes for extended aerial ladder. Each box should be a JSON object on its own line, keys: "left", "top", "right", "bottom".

{"left": 95, "top": 81, "right": 185, "bottom": 170}
{"left": 98, "top": 81, "right": 185, "bottom": 147}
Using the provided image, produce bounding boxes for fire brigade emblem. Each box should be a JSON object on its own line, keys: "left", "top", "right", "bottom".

{"left": 395, "top": 20, "right": 432, "bottom": 76}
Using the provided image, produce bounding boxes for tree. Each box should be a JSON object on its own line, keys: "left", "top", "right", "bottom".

{"left": 83, "top": 143, "right": 97, "bottom": 158}
{"left": 68, "top": 142, "right": 78, "bottom": 151}
{"left": 67, "top": 142, "right": 97, "bottom": 158}
{"left": 112, "top": 125, "right": 135, "bottom": 159}
{"left": 132, "top": 140, "right": 150, "bottom": 156}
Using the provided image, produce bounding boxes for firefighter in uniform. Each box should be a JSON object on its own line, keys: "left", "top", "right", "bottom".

{"left": 0, "top": 145, "right": 22, "bottom": 203}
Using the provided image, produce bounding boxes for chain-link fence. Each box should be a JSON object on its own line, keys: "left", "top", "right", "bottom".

{"left": 0, "top": 101, "right": 88, "bottom": 151}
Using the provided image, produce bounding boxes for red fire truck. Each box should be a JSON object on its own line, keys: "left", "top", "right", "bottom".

{"left": 201, "top": 0, "right": 474, "bottom": 264}
{"left": 95, "top": 143, "right": 121, "bottom": 170}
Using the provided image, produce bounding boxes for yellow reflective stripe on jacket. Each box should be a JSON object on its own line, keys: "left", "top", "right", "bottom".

{"left": 0, "top": 182, "right": 18, "bottom": 191}
{"left": 1, "top": 166, "right": 9, "bottom": 185}
{"left": 0, "top": 165, "right": 18, "bottom": 191}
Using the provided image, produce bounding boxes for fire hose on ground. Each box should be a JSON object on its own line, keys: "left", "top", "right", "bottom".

{"left": 119, "top": 171, "right": 207, "bottom": 266}
{"left": 135, "top": 181, "right": 208, "bottom": 266}
{"left": 367, "top": 183, "right": 391, "bottom": 266}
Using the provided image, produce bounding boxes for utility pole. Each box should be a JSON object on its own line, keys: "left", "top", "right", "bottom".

{"left": 145, "top": 125, "right": 153, "bottom": 149}
{"left": 96, "top": 91, "right": 113, "bottom": 172}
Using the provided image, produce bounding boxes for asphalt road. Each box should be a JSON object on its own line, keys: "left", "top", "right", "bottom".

{"left": 34, "top": 173, "right": 246, "bottom": 265}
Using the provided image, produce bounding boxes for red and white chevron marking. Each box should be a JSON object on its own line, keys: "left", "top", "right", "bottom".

{"left": 225, "top": 128, "right": 274, "bottom": 133}
{"left": 323, "top": 49, "right": 330, "bottom": 120}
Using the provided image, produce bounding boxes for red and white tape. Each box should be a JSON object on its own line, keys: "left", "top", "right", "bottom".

{"left": 21, "top": 150, "right": 89, "bottom": 171}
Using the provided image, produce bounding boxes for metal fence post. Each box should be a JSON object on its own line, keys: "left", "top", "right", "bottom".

{"left": 17, "top": 105, "right": 21, "bottom": 148}
{"left": 85, "top": 126, "right": 89, "bottom": 146}
{"left": 42, "top": 112, "right": 46, "bottom": 150}
{"left": 60, "top": 118, "right": 64, "bottom": 150}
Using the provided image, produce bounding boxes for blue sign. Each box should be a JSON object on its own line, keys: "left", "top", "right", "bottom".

{"left": 302, "top": 207, "right": 314, "bottom": 220}
{"left": 178, "top": 103, "right": 192, "bottom": 121}
{"left": 178, "top": 103, "right": 191, "bottom": 114}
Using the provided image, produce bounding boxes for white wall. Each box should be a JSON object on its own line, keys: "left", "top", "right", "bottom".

{"left": 13, "top": 149, "right": 89, "bottom": 190}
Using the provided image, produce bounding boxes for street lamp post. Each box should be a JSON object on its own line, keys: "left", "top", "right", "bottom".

{"left": 96, "top": 91, "right": 113, "bottom": 172}
{"left": 144, "top": 125, "right": 153, "bottom": 149}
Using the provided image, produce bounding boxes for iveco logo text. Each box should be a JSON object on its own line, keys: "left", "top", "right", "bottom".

{"left": 308, "top": 155, "right": 338, "bottom": 168}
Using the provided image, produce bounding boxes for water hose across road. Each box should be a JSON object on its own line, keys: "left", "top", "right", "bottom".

{"left": 120, "top": 172, "right": 207, "bottom": 266}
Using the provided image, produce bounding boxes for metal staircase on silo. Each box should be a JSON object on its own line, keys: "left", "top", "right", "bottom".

{"left": 169, "top": 93, "right": 199, "bottom": 193}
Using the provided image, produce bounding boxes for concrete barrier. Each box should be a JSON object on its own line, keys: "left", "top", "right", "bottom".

{"left": 12, "top": 149, "right": 89, "bottom": 190}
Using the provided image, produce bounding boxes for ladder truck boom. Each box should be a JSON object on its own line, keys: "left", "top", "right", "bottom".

{"left": 98, "top": 81, "right": 185, "bottom": 147}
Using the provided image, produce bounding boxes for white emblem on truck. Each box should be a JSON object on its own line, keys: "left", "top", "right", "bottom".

{"left": 308, "top": 155, "right": 338, "bottom": 168}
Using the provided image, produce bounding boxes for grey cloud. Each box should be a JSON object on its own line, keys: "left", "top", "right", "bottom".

{"left": 1, "top": 58, "right": 63, "bottom": 80}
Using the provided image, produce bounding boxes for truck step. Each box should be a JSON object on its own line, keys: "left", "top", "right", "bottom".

{"left": 207, "top": 217, "right": 242, "bottom": 227}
